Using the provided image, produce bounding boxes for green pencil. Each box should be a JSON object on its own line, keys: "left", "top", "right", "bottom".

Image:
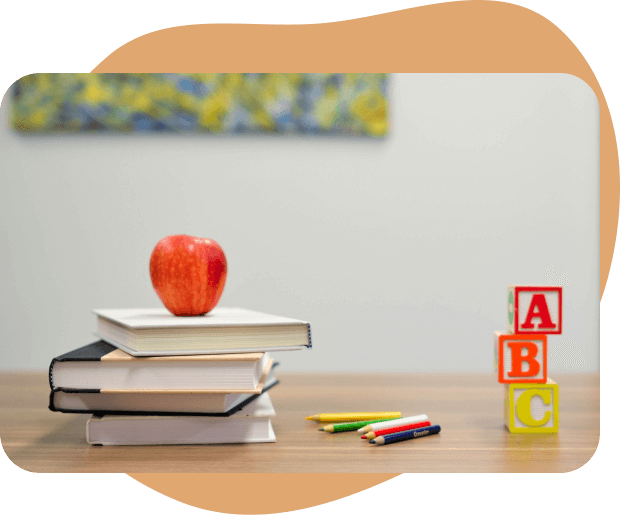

{"left": 319, "top": 418, "right": 398, "bottom": 433}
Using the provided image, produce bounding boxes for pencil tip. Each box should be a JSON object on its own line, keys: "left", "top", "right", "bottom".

{"left": 361, "top": 435, "right": 367, "bottom": 439}
{"left": 318, "top": 428, "right": 324, "bottom": 431}
{"left": 369, "top": 440, "right": 376, "bottom": 444}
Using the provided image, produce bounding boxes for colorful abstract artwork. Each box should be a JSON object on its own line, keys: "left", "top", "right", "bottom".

{"left": 10, "top": 73, "right": 388, "bottom": 137}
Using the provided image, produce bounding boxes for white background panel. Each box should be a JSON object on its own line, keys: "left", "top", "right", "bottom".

{"left": 0, "top": 74, "right": 599, "bottom": 373}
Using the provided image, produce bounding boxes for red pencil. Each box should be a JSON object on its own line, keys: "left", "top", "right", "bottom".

{"left": 362, "top": 420, "right": 431, "bottom": 440}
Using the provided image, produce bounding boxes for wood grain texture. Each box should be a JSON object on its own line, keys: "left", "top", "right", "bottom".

{"left": 0, "top": 371, "right": 599, "bottom": 473}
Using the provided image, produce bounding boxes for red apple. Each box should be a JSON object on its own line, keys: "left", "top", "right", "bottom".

{"left": 149, "top": 235, "right": 227, "bottom": 316}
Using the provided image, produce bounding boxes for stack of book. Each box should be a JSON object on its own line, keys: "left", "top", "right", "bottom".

{"left": 495, "top": 285, "right": 561, "bottom": 434}
{"left": 48, "top": 307, "right": 311, "bottom": 445}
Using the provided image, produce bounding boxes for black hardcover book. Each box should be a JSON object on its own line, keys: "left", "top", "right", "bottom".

{"left": 49, "top": 341, "right": 274, "bottom": 392}
{"left": 49, "top": 377, "right": 279, "bottom": 417}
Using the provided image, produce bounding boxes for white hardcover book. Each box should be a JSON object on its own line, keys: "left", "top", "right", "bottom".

{"left": 86, "top": 393, "right": 276, "bottom": 446}
{"left": 93, "top": 307, "right": 312, "bottom": 356}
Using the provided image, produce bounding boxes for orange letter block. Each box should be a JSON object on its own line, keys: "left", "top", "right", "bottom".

{"left": 508, "top": 286, "right": 562, "bottom": 335}
{"left": 495, "top": 332, "right": 547, "bottom": 383}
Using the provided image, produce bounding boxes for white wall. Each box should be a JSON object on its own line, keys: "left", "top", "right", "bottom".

{"left": 0, "top": 74, "right": 600, "bottom": 372}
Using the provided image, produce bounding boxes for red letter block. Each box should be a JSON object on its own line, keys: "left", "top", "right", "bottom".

{"left": 495, "top": 332, "right": 547, "bottom": 383}
{"left": 508, "top": 286, "right": 562, "bottom": 334}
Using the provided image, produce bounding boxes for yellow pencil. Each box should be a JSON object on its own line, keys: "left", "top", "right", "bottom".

{"left": 306, "top": 412, "right": 401, "bottom": 423}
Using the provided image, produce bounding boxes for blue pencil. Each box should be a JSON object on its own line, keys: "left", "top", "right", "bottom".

{"left": 369, "top": 424, "right": 441, "bottom": 445}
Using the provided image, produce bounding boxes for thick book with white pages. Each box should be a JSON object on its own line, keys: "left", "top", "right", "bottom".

{"left": 50, "top": 364, "right": 279, "bottom": 416}
{"left": 49, "top": 341, "right": 272, "bottom": 392}
{"left": 93, "top": 307, "right": 312, "bottom": 356}
{"left": 86, "top": 392, "right": 276, "bottom": 445}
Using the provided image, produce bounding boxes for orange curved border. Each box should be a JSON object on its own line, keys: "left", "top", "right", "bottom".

{"left": 100, "top": 0, "right": 620, "bottom": 515}
{"left": 94, "top": 1, "right": 618, "bottom": 300}
{"left": 131, "top": 474, "right": 397, "bottom": 514}
{"left": 92, "top": 1, "right": 617, "bottom": 513}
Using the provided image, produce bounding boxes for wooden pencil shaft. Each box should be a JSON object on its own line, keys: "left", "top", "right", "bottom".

{"left": 357, "top": 414, "right": 428, "bottom": 433}
{"left": 365, "top": 421, "right": 431, "bottom": 440}
{"left": 373, "top": 425, "right": 441, "bottom": 445}
{"left": 308, "top": 412, "right": 401, "bottom": 423}
{"left": 326, "top": 418, "right": 395, "bottom": 433}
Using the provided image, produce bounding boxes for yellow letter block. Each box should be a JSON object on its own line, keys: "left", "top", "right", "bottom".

{"left": 504, "top": 379, "right": 559, "bottom": 433}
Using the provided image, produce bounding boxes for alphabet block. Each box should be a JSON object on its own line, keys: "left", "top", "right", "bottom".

{"left": 504, "top": 379, "right": 559, "bottom": 433}
{"left": 495, "top": 332, "right": 547, "bottom": 383}
{"left": 508, "top": 286, "right": 562, "bottom": 334}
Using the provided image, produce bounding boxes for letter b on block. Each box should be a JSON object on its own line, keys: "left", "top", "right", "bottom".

{"left": 504, "top": 380, "right": 559, "bottom": 433}
{"left": 495, "top": 332, "right": 547, "bottom": 383}
{"left": 508, "top": 286, "right": 562, "bottom": 334}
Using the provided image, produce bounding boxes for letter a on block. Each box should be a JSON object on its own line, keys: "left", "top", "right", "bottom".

{"left": 508, "top": 286, "right": 562, "bottom": 334}
{"left": 522, "top": 294, "right": 556, "bottom": 330}
{"left": 496, "top": 332, "right": 547, "bottom": 383}
{"left": 505, "top": 379, "right": 559, "bottom": 433}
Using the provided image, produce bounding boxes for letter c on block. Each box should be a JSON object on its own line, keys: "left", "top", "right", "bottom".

{"left": 515, "top": 389, "right": 552, "bottom": 427}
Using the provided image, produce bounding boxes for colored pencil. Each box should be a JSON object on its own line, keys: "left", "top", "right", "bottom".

{"left": 320, "top": 419, "right": 395, "bottom": 433}
{"left": 357, "top": 414, "right": 428, "bottom": 433}
{"left": 362, "top": 420, "right": 431, "bottom": 439}
{"left": 306, "top": 412, "right": 401, "bottom": 423}
{"left": 370, "top": 424, "right": 441, "bottom": 445}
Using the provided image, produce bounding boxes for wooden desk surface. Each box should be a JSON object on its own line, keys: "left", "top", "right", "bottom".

{"left": 0, "top": 371, "right": 599, "bottom": 473}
